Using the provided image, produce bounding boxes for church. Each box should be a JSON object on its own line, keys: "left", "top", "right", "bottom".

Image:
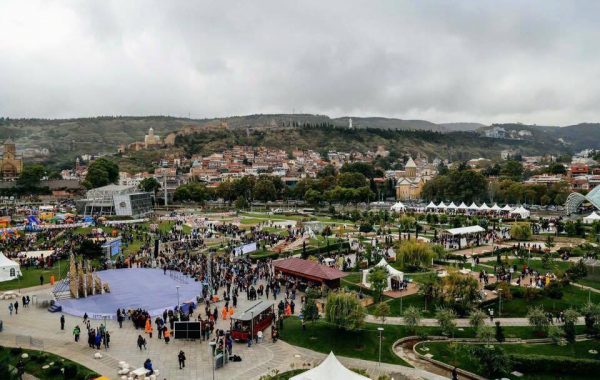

{"left": 395, "top": 157, "right": 425, "bottom": 200}
{"left": 0, "top": 138, "right": 23, "bottom": 180}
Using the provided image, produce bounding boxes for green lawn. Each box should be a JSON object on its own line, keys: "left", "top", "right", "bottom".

{"left": 576, "top": 277, "right": 600, "bottom": 291}
{"left": 0, "top": 259, "right": 69, "bottom": 291}
{"left": 0, "top": 346, "right": 98, "bottom": 380}
{"left": 416, "top": 340, "right": 600, "bottom": 380}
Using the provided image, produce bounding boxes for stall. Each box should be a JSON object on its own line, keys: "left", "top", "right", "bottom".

{"left": 0, "top": 252, "right": 21, "bottom": 282}
{"left": 230, "top": 301, "right": 274, "bottom": 342}
{"left": 361, "top": 258, "right": 404, "bottom": 291}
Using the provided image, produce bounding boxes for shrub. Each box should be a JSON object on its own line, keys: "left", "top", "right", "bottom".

{"left": 543, "top": 281, "right": 564, "bottom": 299}
{"left": 510, "top": 355, "right": 600, "bottom": 375}
{"left": 9, "top": 347, "right": 23, "bottom": 355}
{"left": 527, "top": 306, "right": 549, "bottom": 335}
{"left": 63, "top": 364, "right": 78, "bottom": 379}
{"left": 523, "top": 287, "right": 543, "bottom": 301}
{"left": 435, "top": 308, "right": 457, "bottom": 337}
{"left": 403, "top": 306, "right": 422, "bottom": 334}
{"left": 470, "top": 345, "right": 511, "bottom": 377}
{"left": 495, "top": 321, "right": 505, "bottom": 342}
{"left": 469, "top": 309, "right": 486, "bottom": 331}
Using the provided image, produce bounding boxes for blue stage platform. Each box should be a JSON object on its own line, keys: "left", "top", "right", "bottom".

{"left": 57, "top": 268, "right": 202, "bottom": 319}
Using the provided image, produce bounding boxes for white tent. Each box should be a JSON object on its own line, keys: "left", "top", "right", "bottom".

{"left": 390, "top": 202, "right": 406, "bottom": 212}
{"left": 426, "top": 201, "right": 437, "bottom": 210}
{"left": 291, "top": 352, "right": 369, "bottom": 380}
{"left": 468, "top": 202, "right": 480, "bottom": 211}
{"left": 457, "top": 202, "right": 468, "bottom": 211}
{"left": 447, "top": 202, "right": 458, "bottom": 210}
{"left": 0, "top": 253, "right": 21, "bottom": 282}
{"left": 490, "top": 203, "right": 502, "bottom": 212}
{"left": 362, "top": 258, "right": 404, "bottom": 291}
{"left": 584, "top": 212, "right": 600, "bottom": 224}
{"left": 444, "top": 225, "right": 486, "bottom": 236}
{"left": 511, "top": 206, "right": 531, "bottom": 219}
{"left": 502, "top": 204, "right": 513, "bottom": 212}
{"left": 479, "top": 203, "right": 490, "bottom": 211}
{"left": 437, "top": 201, "right": 448, "bottom": 209}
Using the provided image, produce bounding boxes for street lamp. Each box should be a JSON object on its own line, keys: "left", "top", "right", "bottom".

{"left": 176, "top": 285, "right": 181, "bottom": 311}
{"left": 377, "top": 327, "right": 384, "bottom": 366}
{"left": 209, "top": 341, "right": 216, "bottom": 380}
{"left": 250, "top": 311, "right": 254, "bottom": 346}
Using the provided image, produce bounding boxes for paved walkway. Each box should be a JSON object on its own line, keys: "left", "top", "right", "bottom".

{"left": 365, "top": 315, "right": 586, "bottom": 327}
{"left": 0, "top": 285, "right": 444, "bottom": 380}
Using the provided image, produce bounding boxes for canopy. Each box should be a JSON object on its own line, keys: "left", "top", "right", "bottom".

{"left": 511, "top": 206, "right": 531, "bottom": 218}
{"left": 447, "top": 202, "right": 458, "bottom": 209}
{"left": 361, "top": 258, "right": 404, "bottom": 291}
{"left": 479, "top": 203, "right": 490, "bottom": 211}
{"left": 444, "top": 225, "right": 485, "bottom": 236}
{"left": 291, "top": 352, "right": 369, "bottom": 380}
{"left": 0, "top": 252, "right": 21, "bottom": 282}
{"left": 457, "top": 202, "right": 468, "bottom": 210}
{"left": 468, "top": 202, "right": 479, "bottom": 210}
{"left": 390, "top": 202, "right": 406, "bottom": 211}
{"left": 490, "top": 203, "right": 502, "bottom": 212}
{"left": 437, "top": 201, "right": 448, "bottom": 209}
{"left": 231, "top": 301, "right": 274, "bottom": 321}
{"left": 426, "top": 201, "right": 437, "bottom": 209}
{"left": 502, "top": 204, "right": 513, "bottom": 211}
{"left": 584, "top": 212, "right": 600, "bottom": 224}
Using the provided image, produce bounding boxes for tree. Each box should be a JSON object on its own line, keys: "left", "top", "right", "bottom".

{"left": 582, "top": 302, "right": 600, "bottom": 337}
{"left": 563, "top": 308, "right": 580, "bottom": 344}
{"left": 547, "top": 163, "right": 567, "bottom": 175}
{"left": 77, "top": 239, "right": 103, "bottom": 258}
{"left": 476, "top": 325, "right": 494, "bottom": 346}
{"left": 317, "top": 164, "right": 337, "bottom": 178}
{"left": 403, "top": 306, "right": 422, "bottom": 334}
{"left": 139, "top": 177, "right": 161, "bottom": 194}
{"left": 368, "top": 266, "right": 388, "bottom": 302}
{"left": 304, "top": 189, "right": 323, "bottom": 206}
{"left": 324, "top": 291, "right": 366, "bottom": 331}
{"left": 469, "top": 309, "right": 486, "bottom": 331}
{"left": 83, "top": 158, "right": 119, "bottom": 189}
{"left": 338, "top": 172, "right": 368, "bottom": 189}
{"left": 396, "top": 240, "right": 434, "bottom": 270}
{"left": 436, "top": 308, "right": 457, "bottom": 337}
{"left": 174, "top": 182, "right": 210, "bottom": 203}
{"left": 234, "top": 195, "right": 248, "bottom": 209}
{"left": 495, "top": 321, "right": 505, "bottom": 342}
{"left": 501, "top": 160, "right": 524, "bottom": 180}
{"left": 17, "top": 164, "right": 46, "bottom": 192}
{"left": 511, "top": 222, "right": 532, "bottom": 241}
{"left": 302, "top": 288, "right": 320, "bottom": 323}
{"left": 340, "top": 162, "right": 375, "bottom": 178}
{"left": 253, "top": 176, "right": 277, "bottom": 202}
{"left": 373, "top": 302, "right": 390, "bottom": 323}
{"left": 470, "top": 345, "right": 511, "bottom": 377}
{"left": 527, "top": 306, "right": 549, "bottom": 335}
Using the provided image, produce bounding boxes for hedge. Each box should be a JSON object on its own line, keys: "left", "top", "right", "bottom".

{"left": 509, "top": 354, "right": 600, "bottom": 375}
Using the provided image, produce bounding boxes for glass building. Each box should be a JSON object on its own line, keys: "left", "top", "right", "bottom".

{"left": 565, "top": 186, "right": 600, "bottom": 215}
{"left": 76, "top": 184, "right": 153, "bottom": 218}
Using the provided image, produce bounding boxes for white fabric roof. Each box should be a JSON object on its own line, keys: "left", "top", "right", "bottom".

{"left": 457, "top": 202, "right": 468, "bottom": 210}
{"left": 502, "top": 204, "right": 513, "bottom": 211}
{"left": 479, "top": 203, "right": 490, "bottom": 210}
{"left": 374, "top": 258, "right": 404, "bottom": 277}
{"left": 390, "top": 202, "right": 406, "bottom": 211}
{"left": 444, "top": 225, "right": 485, "bottom": 236}
{"left": 437, "top": 201, "right": 448, "bottom": 209}
{"left": 291, "top": 352, "right": 369, "bottom": 380}
{"left": 511, "top": 206, "right": 531, "bottom": 218}
{"left": 426, "top": 201, "right": 437, "bottom": 209}
{"left": 584, "top": 211, "right": 600, "bottom": 220}
{"left": 0, "top": 252, "right": 21, "bottom": 282}
{"left": 468, "top": 202, "right": 479, "bottom": 210}
{"left": 447, "top": 202, "right": 457, "bottom": 209}
{"left": 490, "top": 203, "right": 502, "bottom": 211}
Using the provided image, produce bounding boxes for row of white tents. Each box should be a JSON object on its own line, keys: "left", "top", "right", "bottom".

{"left": 391, "top": 201, "right": 531, "bottom": 218}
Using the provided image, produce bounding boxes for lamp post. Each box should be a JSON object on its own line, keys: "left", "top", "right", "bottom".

{"left": 250, "top": 311, "right": 254, "bottom": 346}
{"left": 176, "top": 285, "right": 181, "bottom": 311}
{"left": 209, "top": 341, "right": 216, "bottom": 380}
{"left": 377, "top": 327, "right": 384, "bottom": 366}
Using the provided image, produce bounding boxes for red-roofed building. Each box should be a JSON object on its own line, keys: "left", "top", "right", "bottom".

{"left": 273, "top": 257, "right": 348, "bottom": 289}
{"left": 571, "top": 164, "right": 589, "bottom": 175}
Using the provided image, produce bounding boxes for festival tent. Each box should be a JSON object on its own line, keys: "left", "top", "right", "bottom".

{"left": 502, "top": 204, "right": 513, "bottom": 212}
{"left": 390, "top": 202, "right": 406, "bottom": 212}
{"left": 361, "top": 258, "right": 404, "bottom": 291}
{"left": 447, "top": 202, "right": 458, "bottom": 210}
{"left": 468, "top": 202, "right": 480, "bottom": 211}
{"left": 584, "top": 212, "right": 600, "bottom": 224}
{"left": 426, "top": 201, "right": 437, "bottom": 210}
{"left": 479, "top": 203, "right": 490, "bottom": 211}
{"left": 457, "top": 202, "right": 468, "bottom": 211}
{"left": 511, "top": 206, "right": 531, "bottom": 219}
{"left": 0, "top": 252, "right": 21, "bottom": 282}
{"left": 490, "top": 203, "right": 502, "bottom": 212}
{"left": 437, "top": 201, "right": 448, "bottom": 210}
{"left": 291, "top": 352, "right": 369, "bottom": 380}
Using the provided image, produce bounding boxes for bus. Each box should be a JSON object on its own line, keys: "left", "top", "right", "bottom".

{"left": 230, "top": 301, "right": 274, "bottom": 342}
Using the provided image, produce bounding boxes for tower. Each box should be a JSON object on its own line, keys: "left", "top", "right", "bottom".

{"left": 0, "top": 138, "right": 23, "bottom": 180}
{"left": 348, "top": 118, "right": 353, "bottom": 129}
{"left": 405, "top": 157, "right": 417, "bottom": 178}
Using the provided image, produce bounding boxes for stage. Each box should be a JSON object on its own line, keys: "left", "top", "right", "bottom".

{"left": 56, "top": 268, "right": 203, "bottom": 319}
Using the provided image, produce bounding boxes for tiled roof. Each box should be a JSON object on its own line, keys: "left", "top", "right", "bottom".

{"left": 273, "top": 257, "right": 348, "bottom": 281}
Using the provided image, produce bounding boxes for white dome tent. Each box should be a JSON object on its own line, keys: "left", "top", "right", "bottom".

{"left": 291, "top": 352, "right": 369, "bottom": 380}
{"left": 583, "top": 211, "right": 600, "bottom": 224}
{"left": 490, "top": 203, "right": 502, "bottom": 213}
{"left": 0, "top": 252, "right": 21, "bottom": 282}
{"left": 426, "top": 201, "right": 437, "bottom": 211}
{"left": 468, "top": 202, "right": 480, "bottom": 211}
{"left": 502, "top": 204, "right": 513, "bottom": 212}
{"left": 479, "top": 203, "right": 490, "bottom": 212}
{"left": 511, "top": 206, "right": 531, "bottom": 219}
{"left": 457, "top": 202, "right": 468, "bottom": 212}
{"left": 437, "top": 201, "right": 448, "bottom": 210}
{"left": 361, "top": 258, "right": 404, "bottom": 291}
{"left": 447, "top": 202, "right": 458, "bottom": 210}
{"left": 390, "top": 202, "right": 406, "bottom": 212}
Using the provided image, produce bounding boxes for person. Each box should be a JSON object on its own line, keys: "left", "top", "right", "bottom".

{"left": 257, "top": 330, "right": 263, "bottom": 343}
{"left": 489, "top": 308, "right": 494, "bottom": 322}
{"left": 40, "top": 275, "right": 44, "bottom": 286}
{"left": 145, "top": 318, "right": 153, "bottom": 338}
{"left": 143, "top": 358, "right": 154, "bottom": 375}
{"left": 452, "top": 366, "right": 458, "bottom": 380}
{"left": 137, "top": 335, "right": 146, "bottom": 350}
{"left": 178, "top": 350, "right": 186, "bottom": 369}
{"left": 60, "top": 315, "right": 65, "bottom": 330}
{"left": 14, "top": 300, "right": 18, "bottom": 314}
{"left": 8, "top": 302, "right": 13, "bottom": 316}
{"left": 16, "top": 359, "right": 25, "bottom": 380}
{"left": 104, "top": 331, "right": 111, "bottom": 349}
{"left": 83, "top": 312, "right": 88, "bottom": 323}
{"left": 73, "top": 325, "right": 81, "bottom": 342}
{"left": 164, "top": 327, "right": 170, "bottom": 344}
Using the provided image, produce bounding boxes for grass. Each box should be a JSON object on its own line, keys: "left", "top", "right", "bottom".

{"left": 416, "top": 340, "right": 600, "bottom": 380}
{"left": 0, "top": 259, "right": 69, "bottom": 291}
{"left": 576, "top": 277, "right": 600, "bottom": 291}
{"left": 0, "top": 346, "right": 98, "bottom": 380}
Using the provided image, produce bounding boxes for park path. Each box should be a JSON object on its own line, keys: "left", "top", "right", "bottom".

{"left": 365, "top": 315, "right": 587, "bottom": 327}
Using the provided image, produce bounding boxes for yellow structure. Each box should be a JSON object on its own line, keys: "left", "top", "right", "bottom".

{"left": 395, "top": 157, "right": 425, "bottom": 200}
{"left": 0, "top": 138, "right": 23, "bottom": 180}
{"left": 144, "top": 127, "right": 161, "bottom": 148}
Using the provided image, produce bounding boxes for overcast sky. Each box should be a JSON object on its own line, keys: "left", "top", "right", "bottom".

{"left": 1, "top": 1, "right": 599, "bottom": 125}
